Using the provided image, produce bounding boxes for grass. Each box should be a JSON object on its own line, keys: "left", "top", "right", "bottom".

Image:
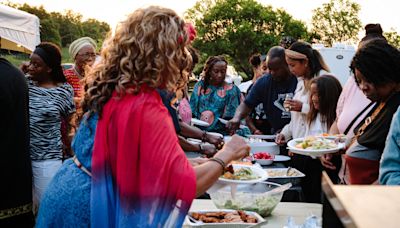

{"left": 1, "top": 47, "right": 73, "bottom": 67}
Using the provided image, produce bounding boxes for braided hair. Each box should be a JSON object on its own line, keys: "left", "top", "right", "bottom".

{"left": 200, "top": 55, "right": 228, "bottom": 93}
{"left": 351, "top": 39, "right": 400, "bottom": 87}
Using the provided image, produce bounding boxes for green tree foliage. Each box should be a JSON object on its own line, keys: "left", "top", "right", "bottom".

{"left": 3, "top": 2, "right": 110, "bottom": 48}
{"left": 384, "top": 29, "right": 400, "bottom": 48}
{"left": 311, "top": 0, "right": 362, "bottom": 46}
{"left": 81, "top": 19, "right": 111, "bottom": 45}
{"left": 185, "top": 0, "right": 309, "bottom": 77}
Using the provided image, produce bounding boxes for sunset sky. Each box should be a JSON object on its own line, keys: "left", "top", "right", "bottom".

{"left": 5, "top": 0, "right": 400, "bottom": 35}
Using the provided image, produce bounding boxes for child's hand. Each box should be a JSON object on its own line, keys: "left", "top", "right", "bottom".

{"left": 320, "top": 154, "right": 336, "bottom": 170}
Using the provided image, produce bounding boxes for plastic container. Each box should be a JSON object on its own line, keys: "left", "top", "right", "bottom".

{"left": 209, "top": 182, "right": 285, "bottom": 217}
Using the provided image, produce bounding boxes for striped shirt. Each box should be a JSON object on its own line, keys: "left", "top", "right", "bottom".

{"left": 28, "top": 78, "right": 75, "bottom": 160}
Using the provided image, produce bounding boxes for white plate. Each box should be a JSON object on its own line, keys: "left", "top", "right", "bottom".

{"left": 218, "top": 164, "right": 268, "bottom": 184}
{"left": 207, "top": 132, "right": 224, "bottom": 138}
{"left": 191, "top": 118, "right": 210, "bottom": 127}
{"left": 218, "top": 118, "right": 247, "bottom": 129}
{"left": 264, "top": 168, "right": 305, "bottom": 178}
{"left": 246, "top": 135, "right": 276, "bottom": 140}
{"left": 273, "top": 155, "right": 291, "bottom": 162}
{"left": 187, "top": 138, "right": 202, "bottom": 144}
{"left": 287, "top": 137, "right": 345, "bottom": 157}
{"left": 186, "top": 209, "right": 265, "bottom": 227}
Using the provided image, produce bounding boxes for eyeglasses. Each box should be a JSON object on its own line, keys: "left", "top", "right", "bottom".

{"left": 77, "top": 52, "right": 96, "bottom": 59}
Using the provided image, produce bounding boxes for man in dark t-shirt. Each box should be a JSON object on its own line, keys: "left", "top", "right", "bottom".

{"left": 0, "top": 58, "right": 34, "bottom": 226}
{"left": 227, "top": 46, "right": 297, "bottom": 134}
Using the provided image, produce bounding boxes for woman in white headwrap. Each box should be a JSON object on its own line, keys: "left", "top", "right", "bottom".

{"left": 62, "top": 37, "right": 97, "bottom": 155}
{"left": 63, "top": 37, "right": 97, "bottom": 101}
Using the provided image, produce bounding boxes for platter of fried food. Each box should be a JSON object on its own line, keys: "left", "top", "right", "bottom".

{"left": 186, "top": 209, "right": 265, "bottom": 227}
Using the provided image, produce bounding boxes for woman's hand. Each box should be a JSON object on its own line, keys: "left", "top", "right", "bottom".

{"left": 284, "top": 99, "right": 303, "bottom": 112}
{"left": 320, "top": 154, "right": 336, "bottom": 170}
{"left": 253, "top": 129, "right": 263, "bottom": 135}
{"left": 201, "top": 144, "right": 217, "bottom": 157}
{"left": 206, "top": 133, "right": 224, "bottom": 149}
{"left": 226, "top": 118, "right": 240, "bottom": 135}
{"left": 275, "top": 133, "right": 286, "bottom": 145}
{"left": 214, "top": 135, "right": 250, "bottom": 163}
{"left": 20, "top": 61, "right": 30, "bottom": 74}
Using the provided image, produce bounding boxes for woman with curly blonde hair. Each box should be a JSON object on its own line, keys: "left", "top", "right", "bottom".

{"left": 64, "top": 6, "right": 249, "bottom": 227}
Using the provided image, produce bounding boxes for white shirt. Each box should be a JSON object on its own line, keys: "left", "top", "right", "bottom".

{"left": 280, "top": 78, "right": 309, "bottom": 140}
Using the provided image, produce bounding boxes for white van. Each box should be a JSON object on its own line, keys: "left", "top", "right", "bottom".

{"left": 312, "top": 43, "right": 356, "bottom": 86}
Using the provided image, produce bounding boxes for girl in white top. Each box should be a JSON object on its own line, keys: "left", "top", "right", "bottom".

{"left": 276, "top": 41, "right": 331, "bottom": 144}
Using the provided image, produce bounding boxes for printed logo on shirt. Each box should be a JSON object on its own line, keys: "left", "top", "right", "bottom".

{"left": 274, "top": 94, "right": 291, "bottom": 119}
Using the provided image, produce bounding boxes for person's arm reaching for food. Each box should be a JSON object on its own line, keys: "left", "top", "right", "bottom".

{"left": 193, "top": 135, "right": 250, "bottom": 196}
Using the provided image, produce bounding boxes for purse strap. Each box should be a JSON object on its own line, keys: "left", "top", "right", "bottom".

{"left": 343, "top": 102, "right": 375, "bottom": 135}
{"left": 347, "top": 100, "right": 387, "bottom": 149}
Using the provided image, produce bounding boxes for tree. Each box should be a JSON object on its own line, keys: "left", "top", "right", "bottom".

{"left": 81, "top": 19, "right": 111, "bottom": 45}
{"left": 185, "top": 0, "right": 309, "bottom": 77}
{"left": 384, "top": 29, "right": 400, "bottom": 48}
{"left": 311, "top": 0, "right": 362, "bottom": 46}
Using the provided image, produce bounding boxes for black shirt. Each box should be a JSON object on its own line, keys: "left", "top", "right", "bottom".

{"left": 0, "top": 58, "right": 33, "bottom": 225}
{"left": 244, "top": 74, "right": 297, "bottom": 134}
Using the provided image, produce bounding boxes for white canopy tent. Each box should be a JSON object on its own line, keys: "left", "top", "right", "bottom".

{"left": 0, "top": 4, "right": 40, "bottom": 54}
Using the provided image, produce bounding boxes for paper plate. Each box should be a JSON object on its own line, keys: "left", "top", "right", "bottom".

{"left": 218, "top": 164, "right": 268, "bottom": 184}
{"left": 246, "top": 135, "right": 276, "bottom": 140}
{"left": 191, "top": 118, "right": 210, "bottom": 127}
{"left": 273, "top": 155, "right": 291, "bottom": 162}
{"left": 287, "top": 137, "right": 345, "bottom": 157}
{"left": 218, "top": 118, "right": 246, "bottom": 129}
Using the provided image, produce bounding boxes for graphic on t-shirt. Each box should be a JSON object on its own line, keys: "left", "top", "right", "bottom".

{"left": 274, "top": 93, "right": 291, "bottom": 119}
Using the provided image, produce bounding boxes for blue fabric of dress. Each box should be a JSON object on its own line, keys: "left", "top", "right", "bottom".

{"left": 190, "top": 80, "right": 249, "bottom": 135}
{"left": 36, "top": 114, "right": 98, "bottom": 228}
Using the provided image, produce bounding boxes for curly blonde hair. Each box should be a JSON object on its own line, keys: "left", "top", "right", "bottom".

{"left": 81, "top": 6, "right": 192, "bottom": 117}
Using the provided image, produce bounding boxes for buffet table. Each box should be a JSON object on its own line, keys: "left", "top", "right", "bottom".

{"left": 183, "top": 199, "right": 322, "bottom": 227}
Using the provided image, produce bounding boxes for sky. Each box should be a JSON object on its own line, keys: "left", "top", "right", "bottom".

{"left": 5, "top": 0, "right": 400, "bottom": 35}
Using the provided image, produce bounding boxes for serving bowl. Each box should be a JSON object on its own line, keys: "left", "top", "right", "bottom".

{"left": 253, "top": 152, "right": 275, "bottom": 166}
{"left": 209, "top": 182, "right": 285, "bottom": 217}
{"left": 249, "top": 142, "right": 279, "bottom": 155}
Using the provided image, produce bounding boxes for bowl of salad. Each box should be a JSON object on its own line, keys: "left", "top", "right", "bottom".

{"left": 209, "top": 182, "right": 285, "bottom": 217}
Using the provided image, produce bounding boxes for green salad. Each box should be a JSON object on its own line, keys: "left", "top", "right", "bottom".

{"left": 216, "top": 194, "right": 280, "bottom": 217}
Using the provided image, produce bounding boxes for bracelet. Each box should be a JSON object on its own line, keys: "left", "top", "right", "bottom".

{"left": 209, "top": 157, "right": 226, "bottom": 174}
{"left": 201, "top": 130, "right": 208, "bottom": 142}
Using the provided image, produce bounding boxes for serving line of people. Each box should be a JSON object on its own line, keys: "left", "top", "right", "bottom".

{"left": 1, "top": 5, "right": 400, "bottom": 228}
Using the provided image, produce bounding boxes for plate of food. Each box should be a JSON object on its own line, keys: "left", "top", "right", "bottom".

{"left": 192, "top": 118, "right": 210, "bottom": 127}
{"left": 264, "top": 168, "right": 305, "bottom": 185}
{"left": 287, "top": 136, "right": 345, "bottom": 156}
{"left": 246, "top": 135, "right": 276, "bottom": 140}
{"left": 219, "top": 164, "right": 268, "bottom": 184}
{"left": 186, "top": 209, "right": 265, "bottom": 227}
{"left": 317, "top": 133, "right": 346, "bottom": 140}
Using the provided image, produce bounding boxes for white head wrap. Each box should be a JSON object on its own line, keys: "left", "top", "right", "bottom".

{"left": 69, "top": 37, "right": 97, "bottom": 59}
